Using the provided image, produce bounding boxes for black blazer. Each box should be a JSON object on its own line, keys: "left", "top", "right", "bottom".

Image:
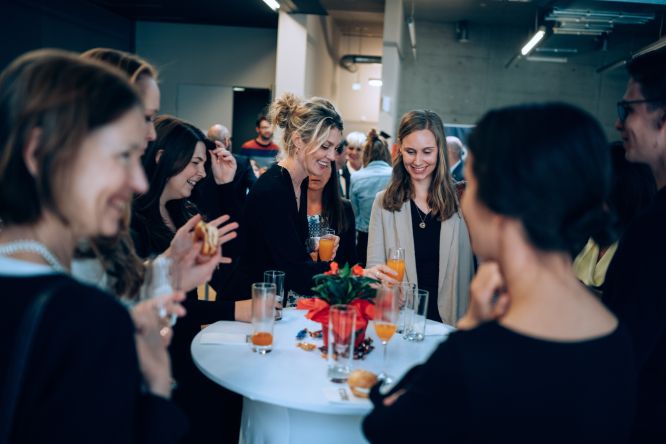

{"left": 334, "top": 199, "right": 358, "bottom": 266}
{"left": 231, "top": 164, "right": 329, "bottom": 298}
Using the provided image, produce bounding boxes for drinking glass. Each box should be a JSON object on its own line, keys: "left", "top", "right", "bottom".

{"left": 374, "top": 285, "right": 400, "bottom": 384}
{"left": 318, "top": 228, "right": 336, "bottom": 262}
{"left": 404, "top": 289, "right": 429, "bottom": 342}
{"left": 263, "top": 270, "right": 285, "bottom": 321}
{"left": 396, "top": 282, "right": 416, "bottom": 334}
{"left": 386, "top": 247, "right": 405, "bottom": 283}
{"left": 250, "top": 283, "right": 276, "bottom": 354}
{"left": 142, "top": 255, "right": 180, "bottom": 326}
{"left": 327, "top": 304, "right": 357, "bottom": 382}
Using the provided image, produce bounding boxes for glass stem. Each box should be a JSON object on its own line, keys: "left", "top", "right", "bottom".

{"left": 382, "top": 341, "right": 388, "bottom": 373}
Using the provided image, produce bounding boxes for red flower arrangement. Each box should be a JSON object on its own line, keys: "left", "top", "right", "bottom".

{"left": 297, "top": 262, "right": 378, "bottom": 348}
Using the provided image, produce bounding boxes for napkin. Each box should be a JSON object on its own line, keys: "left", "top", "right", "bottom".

{"left": 200, "top": 332, "right": 248, "bottom": 345}
{"left": 323, "top": 387, "right": 371, "bottom": 405}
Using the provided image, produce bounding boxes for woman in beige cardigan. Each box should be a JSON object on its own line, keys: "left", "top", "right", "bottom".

{"left": 365, "top": 110, "right": 474, "bottom": 325}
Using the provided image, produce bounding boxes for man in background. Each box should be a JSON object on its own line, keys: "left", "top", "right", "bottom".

{"left": 603, "top": 47, "right": 666, "bottom": 443}
{"left": 446, "top": 136, "right": 465, "bottom": 182}
{"left": 240, "top": 116, "right": 280, "bottom": 173}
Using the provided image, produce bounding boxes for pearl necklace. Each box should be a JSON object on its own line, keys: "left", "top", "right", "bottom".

{"left": 0, "top": 240, "right": 66, "bottom": 272}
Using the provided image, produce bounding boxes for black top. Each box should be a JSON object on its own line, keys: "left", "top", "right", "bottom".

{"left": 603, "top": 186, "right": 666, "bottom": 442}
{"left": 363, "top": 321, "right": 636, "bottom": 444}
{"left": 410, "top": 200, "right": 441, "bottom": 321}
{"left": 0, "top": 273, "right": 187, "bottom": 443}
{"left": 336, "top": 199, "right": 358, "bottom": 266}
{"left": 232, "top": 164, "right": 329, "bottom": 298}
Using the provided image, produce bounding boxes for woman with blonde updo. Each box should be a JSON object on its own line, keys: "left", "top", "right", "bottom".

{"left": 234, "top": 93, "right": 344, "bottom": 296}
{"left": 365, "top": 110, "right": 474, "bottom": 324}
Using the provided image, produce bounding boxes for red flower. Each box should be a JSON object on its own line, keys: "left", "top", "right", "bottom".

{"left": 351, "top": 264, "right": 364, "bottom": 276}
{"left": 329, "top": 261, "right": 339, "bottom": 274}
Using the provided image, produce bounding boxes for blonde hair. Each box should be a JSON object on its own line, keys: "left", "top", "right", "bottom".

{"left": 382, "top": 110, "right": 458, "bottom": 220}
{"left": 81, "top": 48, "right": 158, "bottom": 84}
{"left": 269, "top": 93, "right": 343, "bottom": 159}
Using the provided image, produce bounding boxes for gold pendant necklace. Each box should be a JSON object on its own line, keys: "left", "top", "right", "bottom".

{"left": 415, "top": 204, "right": 429, "bottom": 229}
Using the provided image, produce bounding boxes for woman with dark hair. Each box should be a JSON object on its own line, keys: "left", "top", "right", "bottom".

{"left": 0, "top": 49, "right": 187, "bottom": 442}
{"left": 132, "top": 115, "right": 249, "bottom": 443}
{"left": 363, "top": 103, "right": 636, "bottom": 443}
{"left": 366, "top": 110, "right": 474, "bottom": 324}
{"left": 573, "top": 141, "right": 656, "bottom": 290}
{"left": 307, "top": 161, "right": 357, "bottom": 266}
{"left": 350, "top": 129, "right": 393, "bottom": 266}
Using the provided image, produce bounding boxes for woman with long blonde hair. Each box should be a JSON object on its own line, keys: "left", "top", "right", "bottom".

{"left": 366, "top": 110, "right": 474, "bottom": 324}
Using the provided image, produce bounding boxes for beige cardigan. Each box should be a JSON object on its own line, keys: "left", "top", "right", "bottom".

{"left": 366, "top": 190, "right": 474, "bottom": 325}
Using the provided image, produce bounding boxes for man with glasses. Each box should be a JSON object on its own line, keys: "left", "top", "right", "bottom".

{"left": 603, "top": 47, "right": 666, "bottom": 443}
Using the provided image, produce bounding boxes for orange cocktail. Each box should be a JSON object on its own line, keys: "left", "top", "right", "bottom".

{"left": 319, "top": 237, "right": 335, "bottom": 261}
{"left": 386, "top": 258, "right": 405, "bottom": 282}
{"left": 374, "top": 322, "right": 397, "bottom": 342}
{"left": 251, "top": 332, "right": 273, "bottom": 347}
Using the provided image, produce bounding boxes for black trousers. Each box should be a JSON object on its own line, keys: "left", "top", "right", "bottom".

{"left": 356, "top": 231, "right": 368, "bottom": 268}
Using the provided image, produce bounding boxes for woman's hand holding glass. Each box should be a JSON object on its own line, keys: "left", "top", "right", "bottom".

{"left": 210, "top": 140, "right": 237, "bottom": 185}
{"left": 363, "top": 264, "right": 399, "bottom": 286}
{"left": 457, "top": 262, "right": 510, "bottom": 330}
{"left": 130, "top": 291, "right": 186, "bottom": 399}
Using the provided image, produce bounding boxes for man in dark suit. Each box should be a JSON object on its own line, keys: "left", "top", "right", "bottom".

{"left": 446, "top": 136, "right": 465, "bottom": 182}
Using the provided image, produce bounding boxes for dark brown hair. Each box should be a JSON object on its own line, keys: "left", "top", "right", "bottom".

{"left": 362, "top": 129, "right": 391, "bottom": 167}
{"left": 0, "top": 49, "right": 141, "bottom": 226}
{"left": 382, "top": 110, "right": 458, "bottom": 220}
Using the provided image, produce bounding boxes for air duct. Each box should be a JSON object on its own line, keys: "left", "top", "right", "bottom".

{"left": 339, "top": 54, "right": 382, "bottom": 73}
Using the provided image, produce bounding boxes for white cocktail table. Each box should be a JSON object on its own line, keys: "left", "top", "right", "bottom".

{"left": 191, "top": 308, "right": 453, "bottom": 444}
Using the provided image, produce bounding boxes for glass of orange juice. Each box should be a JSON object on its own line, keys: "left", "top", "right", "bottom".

{"left": 318, "top": 228, "right": 336, "bottom": 262}
{"left": 251, "top": 282, "right": 276, "bottom": 354}
{"left": 386, "top": 247, "right": 406, "bottom": 283}
{"left": 374, "top": 285, "right": 399, "bottom": 384}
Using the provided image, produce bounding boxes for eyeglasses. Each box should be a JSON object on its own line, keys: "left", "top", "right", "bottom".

{"left": 616, "top": 99, "right": 663, "bottom": 123}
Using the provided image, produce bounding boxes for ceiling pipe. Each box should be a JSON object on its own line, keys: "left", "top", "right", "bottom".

{"left": 339, "top": 54, "right": 382, "bottom": 73}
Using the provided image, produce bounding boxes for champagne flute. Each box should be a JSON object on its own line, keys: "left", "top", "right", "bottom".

{"left": 374, "top": 285, "right": 400, "bottom": 384}
{"left": 386, "top": 247, "right": 405, "bottom": 283}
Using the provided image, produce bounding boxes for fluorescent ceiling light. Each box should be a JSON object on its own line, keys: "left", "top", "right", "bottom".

{"left": 233, "top": 87, "right": 246, "bottom": 92}
{"left": 262, "top": 0, "right": 280, "bottom": 11}
{"left": 520, "top": 27, "right": 546, "bottom": 56}
{"left": 352, "top": 82, "right": 362, "bottom": 91}
{"left": 368, "top": 79, "right": 383, "bottom": 87}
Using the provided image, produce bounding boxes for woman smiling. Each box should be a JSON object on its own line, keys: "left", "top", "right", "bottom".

{"left": 366, "top": 110, "right": 474, "bottom": 324}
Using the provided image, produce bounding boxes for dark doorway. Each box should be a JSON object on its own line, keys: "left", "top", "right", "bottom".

{"left": 231, "top": 87, "right": 272, "bottom": 154}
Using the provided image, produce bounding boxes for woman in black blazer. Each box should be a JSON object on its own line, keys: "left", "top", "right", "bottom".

{"left": 232, "top": 92, "right": 344, "bottom": 297}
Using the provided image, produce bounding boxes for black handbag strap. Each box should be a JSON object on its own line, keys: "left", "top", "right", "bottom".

{"left": 0, "top": 278, "right": 65, "bottom": 444}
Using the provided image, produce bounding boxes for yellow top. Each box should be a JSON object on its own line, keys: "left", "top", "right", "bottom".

{"left": 573, "top": 239, "right": 618, "bottom": 287}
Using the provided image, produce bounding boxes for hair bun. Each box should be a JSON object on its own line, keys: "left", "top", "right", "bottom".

{"left": 562, "top": 204, "right": 617, "bottom": 256}
{"left": 270, "top": 92, "right": 301, "bottom": 129}
{"left": 367, "top": 129, "right": 379, "bottom": 142}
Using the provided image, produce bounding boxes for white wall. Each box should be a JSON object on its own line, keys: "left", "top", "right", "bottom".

{"left": 336, "top": 34, "right": 383, "bottom": 135}
{"left": 135, "top": 21, "right": 277, "bottom": 131}
{"left": 305, "top": 16, "right": 337, "bottom": 100}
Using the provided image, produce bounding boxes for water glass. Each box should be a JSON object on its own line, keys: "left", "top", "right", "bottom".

{"left": 250, "top": 283, "right": 276, "bottom": 354}
{"left": 263, "top": 270, "right": 285, "bottom": 321}
{"left": 396, "top": 282, "right": 416, "bottom": 334}
{"left": 142, "top": 255, "right": 179, "bottom": 326}
{"left": 404, "top": 289, "right": 429, "bottom": 342}
{"left": 327, "top": 304, "right": 357, "bottom": 383}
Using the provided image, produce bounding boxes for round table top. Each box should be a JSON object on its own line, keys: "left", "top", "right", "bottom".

{"left": 191, "top": 308, "right": 453, "bottom": 415}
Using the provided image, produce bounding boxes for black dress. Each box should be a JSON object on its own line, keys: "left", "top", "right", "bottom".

{"left": 232, "top": 164, "right": 329, "bottom": 298}
{"left": 363, "top": 321, "right": 636, "bottom": 443}
{"left": 131, "top": 209, "right": 240, "bottom": 444}
{"left": 0, "top": 271, "right": 187, "bottom": 443}
{"left": 410, "top": 200, "right": 441, "bottom": 321}
{"left": 603, "top": 186, "right": 666, "bottom": 442}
